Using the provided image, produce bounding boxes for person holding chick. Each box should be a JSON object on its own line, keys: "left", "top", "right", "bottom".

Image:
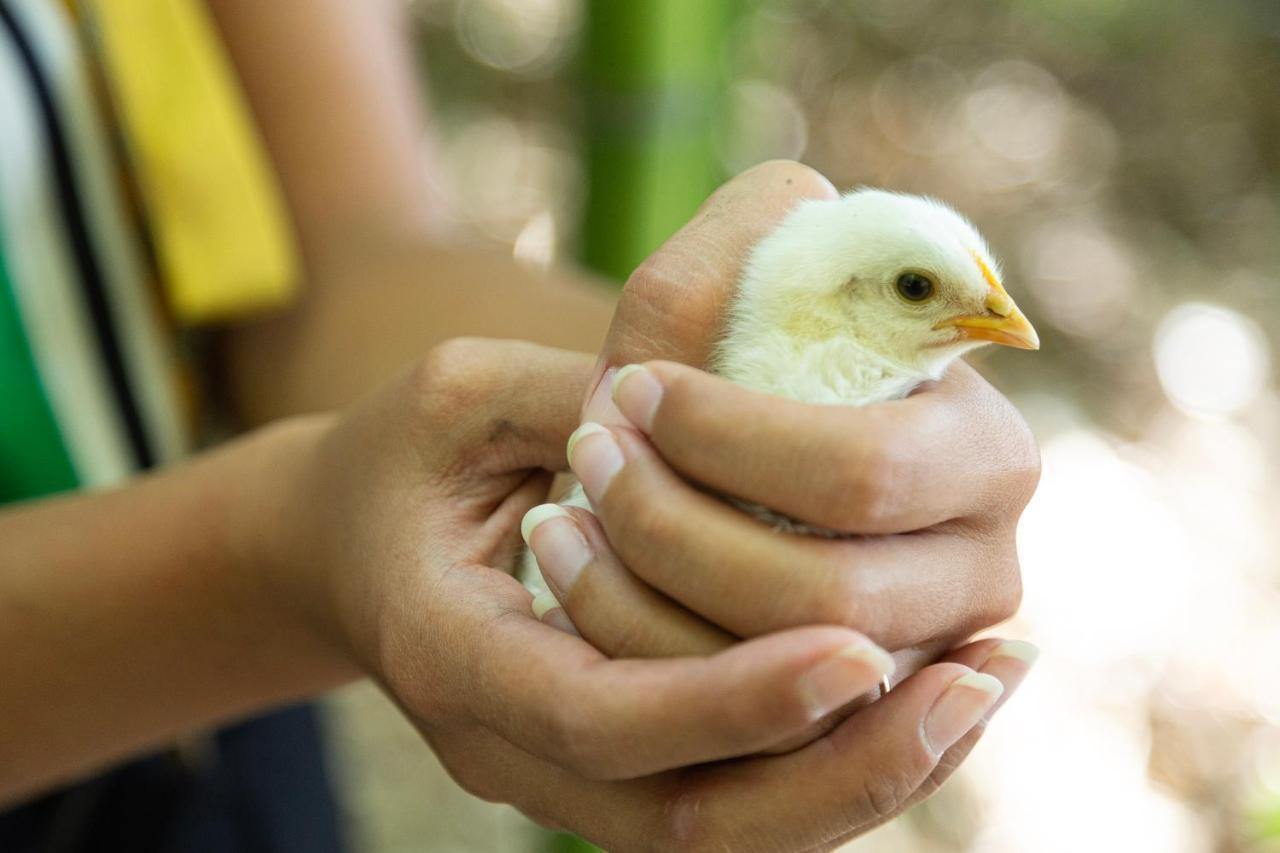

{"left": 0, "top": 1, "right": 1040, "bottom": 850}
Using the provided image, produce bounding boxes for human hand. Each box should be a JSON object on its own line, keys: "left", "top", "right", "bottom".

{"left": 528, "top": 160, "right": 1039, "bottom": 695}
{"left": 249, "top": 337, "right": 1032, "bottom": 849}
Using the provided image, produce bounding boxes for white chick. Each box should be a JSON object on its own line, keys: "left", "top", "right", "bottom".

{"left": 522, "top": 189, "right": 1038, "bottom": 602}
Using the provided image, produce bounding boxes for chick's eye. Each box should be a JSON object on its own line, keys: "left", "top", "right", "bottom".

{"left": 895, "top": 272, "right": 935, "bottom": 302}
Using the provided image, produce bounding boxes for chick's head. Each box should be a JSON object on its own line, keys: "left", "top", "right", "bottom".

{"left": 727, "top": 189, "right": 1038, "bottom": 384}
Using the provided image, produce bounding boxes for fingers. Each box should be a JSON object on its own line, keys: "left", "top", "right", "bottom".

{"left": 670, "top": 661, "right": 1012, "bottom": 850}
{"left": 440, "top": 639, "right": 1036, "bottom": 852}
{"left": 429, "top": 629, "right": 1036, "bottom": 852}
{"left": 561, "top": 423, "right": 1022, "bottom": 648}
{"left": 581, "top": 162, "right": 838, "bottom": 427}
{"left": 611, "top": 359, "right": 1040, "bottom": 534}
{"left": 433, "top": 567, "right": 896, "bottom": 781}
{"left": 883, "top": 637, "right": 1040, "bottom": 823}
{"left": 601, "top": 161, "right": 838, "bottom": 371}
{"left": 523, "top": 504, "right": 734, "bottom": 657}
{"left": 935, "top": 636, "right": 1040, "bottom": 720}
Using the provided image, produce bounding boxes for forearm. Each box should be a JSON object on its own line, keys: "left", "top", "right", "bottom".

{"left": 205, "top": 0, "right": 432, "bottom": 257}
{"left": 0, "top": 417, "right": 354, "bottom": 804}
{"left": 205, "top": 0, "right": 616, "bottom": 423}
{"left": 221, "top": 241, "right": 615, "bottom": 425}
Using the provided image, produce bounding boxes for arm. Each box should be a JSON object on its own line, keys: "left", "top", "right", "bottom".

{"left": 0, "top": 416, "right": 352, "bottom": 801}
{"left": 203, "top": 0, "right": 615, "bottom": 423}
{"left": 0, "top": 340, "right": 1031, "bottom": 851}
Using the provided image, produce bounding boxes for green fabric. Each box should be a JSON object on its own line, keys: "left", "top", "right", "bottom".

{"left": 0, "top": 233, "right": 79, "bottom": 502}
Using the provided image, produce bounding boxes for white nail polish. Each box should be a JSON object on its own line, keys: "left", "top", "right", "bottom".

{"left": 951, "top": 672, "right": 1005, "bottom": 698}
{"left": 991, "top": 640, "right": 1040, "bottom": 665}
{"left": 531, "top": 589, "right": 562, "bottom": 619}
{"left": 521, "top": 503, "right": 570, "bottom": 545}
{"left": 566, "top": 422, "right": 610, "bottom": 462}
{"left": 610, "top": 363, "right": 646, "bottom": 398}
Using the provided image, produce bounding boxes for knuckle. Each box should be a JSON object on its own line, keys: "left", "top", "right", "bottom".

{"left": 659, "top": 786, "right": 718, "bottom": 853}
{"left": 1006, "top": 421, "right": 1041, "bottom": 493}
{"left": 831, "top": 444, "right": 900, "bottom": 531}
{"left": 812, "top": 567, "right": 877, "bottom": 635}
{"left": 439, "top": 751, "right": 504, "bottom": 804}
{"left": 953, "top": 533, "right": 1024, "bottom": 635}
{"left": 544, "top": 703, "right": 597, "bottom": 776}
{"left": 452, "top": 768, "right": 502, "bottom": 803}
{"left": 991, "top": 402, "right": 1042, "bottom": 507}
{"left": 545, "top": 701, "right": 632, "bottom": 782}
{"left": 413, "top": 338, "right": 490, "bottom": 404}
{"left": 854, "top": 761, "right": 922, "bottom": 824}
{"left": 650, "top": 366, "right": 694, "bottom": 420}
{"left": 989, "top": 546, "right": 1024, "bottom": 622}
{"left": 618, "top": 487, "right": 679, "bottom": 548}
{"left": 855, "top": 763, "right": 916, "bottom": 819}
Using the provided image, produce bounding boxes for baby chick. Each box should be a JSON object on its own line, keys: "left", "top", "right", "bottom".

{"left": 715, "top": 188, "right": 1037, "bottom": 404}
{"left": 523, "top": 189, "right": 1037, "bottom": 594}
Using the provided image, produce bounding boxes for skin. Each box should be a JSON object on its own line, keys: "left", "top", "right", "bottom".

{"left": 531, "top": 162, "right": 1040, "bottom": 687}
{"left": 0, "top": 2, "right": 1043, "bottom": 849}
{"left": 0, "top": 337, "right": 1035, "bottom": 853}
{"left": 205, "top": 0, "right": 617, "bottom": 423}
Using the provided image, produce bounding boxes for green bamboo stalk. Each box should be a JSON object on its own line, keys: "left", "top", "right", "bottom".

{"left": 576, "top": 0, "right": 736, "bottom": 282}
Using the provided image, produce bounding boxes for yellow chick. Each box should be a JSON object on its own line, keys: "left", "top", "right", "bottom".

{"left": 523, "top": 189, "right": 1038, "bottom": 594}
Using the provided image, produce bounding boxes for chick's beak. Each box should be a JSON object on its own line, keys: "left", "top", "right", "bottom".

{"left": 937, "top": 288, "right": 1040, "bottom": 351}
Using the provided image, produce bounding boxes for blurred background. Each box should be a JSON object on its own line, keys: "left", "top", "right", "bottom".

{"left": 319, "top": 1, "right": 1280, "bottom": 850}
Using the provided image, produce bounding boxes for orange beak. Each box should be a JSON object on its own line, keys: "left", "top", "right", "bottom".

{"left": 936, "top": 285, "right": 1040, "bottom": 351}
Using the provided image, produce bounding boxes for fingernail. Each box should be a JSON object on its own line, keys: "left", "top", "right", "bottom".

{"left": 523, "top": 505, "right": 592, "bottom": 593}
{"left": 581, "top": 367, "right": 627, "bottom": 426}
{"left": 567, "top": 423, "right": 624, "bottom": 503}
{"left": 521, "top": 504, "right": 570, "bottom": 545}
{"left": 542, "top": 607, "right": 579, "bottom": 636}
{"left": 990, "top": 639, "right": 1040, "bottom": 666}
{"left": 979, "top": 640, "right": 1039, "bottom": 720}
{"left": 924, "top": 671, "right": 1004, "bottom": 755}
{"left": 611, "top": 364, "right": 663, "bottom": 432}
{"left": 797, "top": 643, "right": 896, "bottom": 721}
{"left": 531, "top": 590, "right": 579, "bottom": 636}
{"left": 530, "top": 589, "right": 562, "bottom": 619}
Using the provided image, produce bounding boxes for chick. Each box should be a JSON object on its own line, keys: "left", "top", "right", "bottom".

{"left": 522, "top": 189, "right": 1037, "bottom": 596}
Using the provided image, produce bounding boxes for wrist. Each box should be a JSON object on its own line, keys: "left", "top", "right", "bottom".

{"left": 226, "top": 414, "right": 362, "bottom": 683}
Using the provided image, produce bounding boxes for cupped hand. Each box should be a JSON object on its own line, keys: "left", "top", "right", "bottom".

{"left": 253, "top": 336, "right": 1034, "bottom": 850}
{"left": 528, "top": 159, "right": 1039, "bottom": 694}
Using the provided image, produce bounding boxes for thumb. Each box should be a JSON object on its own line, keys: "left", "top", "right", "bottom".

{"left": 583, "top": 161, "right": 837, "bottom": 423}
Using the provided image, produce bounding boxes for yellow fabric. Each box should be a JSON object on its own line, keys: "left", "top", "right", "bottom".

{"left": 84, "top": 0, "right": 298, "bottom": 323}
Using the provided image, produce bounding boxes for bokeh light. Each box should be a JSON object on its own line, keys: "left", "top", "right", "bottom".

{"left": 1154, "top": 303, "right": 1270, "bottom": 418}
{"left": 1021, "top": 215, "right": 1137, "bottom": 338}
{"left": 719, "top": 81, "right": 809, "bottom": 174}
{"left": 452, "top": 0, "right": 580, "bottom": 76}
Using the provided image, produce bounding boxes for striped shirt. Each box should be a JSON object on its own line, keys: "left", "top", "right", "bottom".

{"left": 0, "top": 0, "right": 298, "bottom": 504}
{"left": 0, "top": 3, "right": 342, "bottom": 850}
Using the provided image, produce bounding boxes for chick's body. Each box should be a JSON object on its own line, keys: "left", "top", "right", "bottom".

{"left": 522, "top": 189, "right": 1037, "bottom": 591}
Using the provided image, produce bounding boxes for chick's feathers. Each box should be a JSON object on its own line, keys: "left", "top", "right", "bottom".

{"left": 522, "top": 188, "right": 1036, "bottom": 588}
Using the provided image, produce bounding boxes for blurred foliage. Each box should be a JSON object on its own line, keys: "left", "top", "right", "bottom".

{"left": 410, "top": 0, "right": 1280, "bottom": 434}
